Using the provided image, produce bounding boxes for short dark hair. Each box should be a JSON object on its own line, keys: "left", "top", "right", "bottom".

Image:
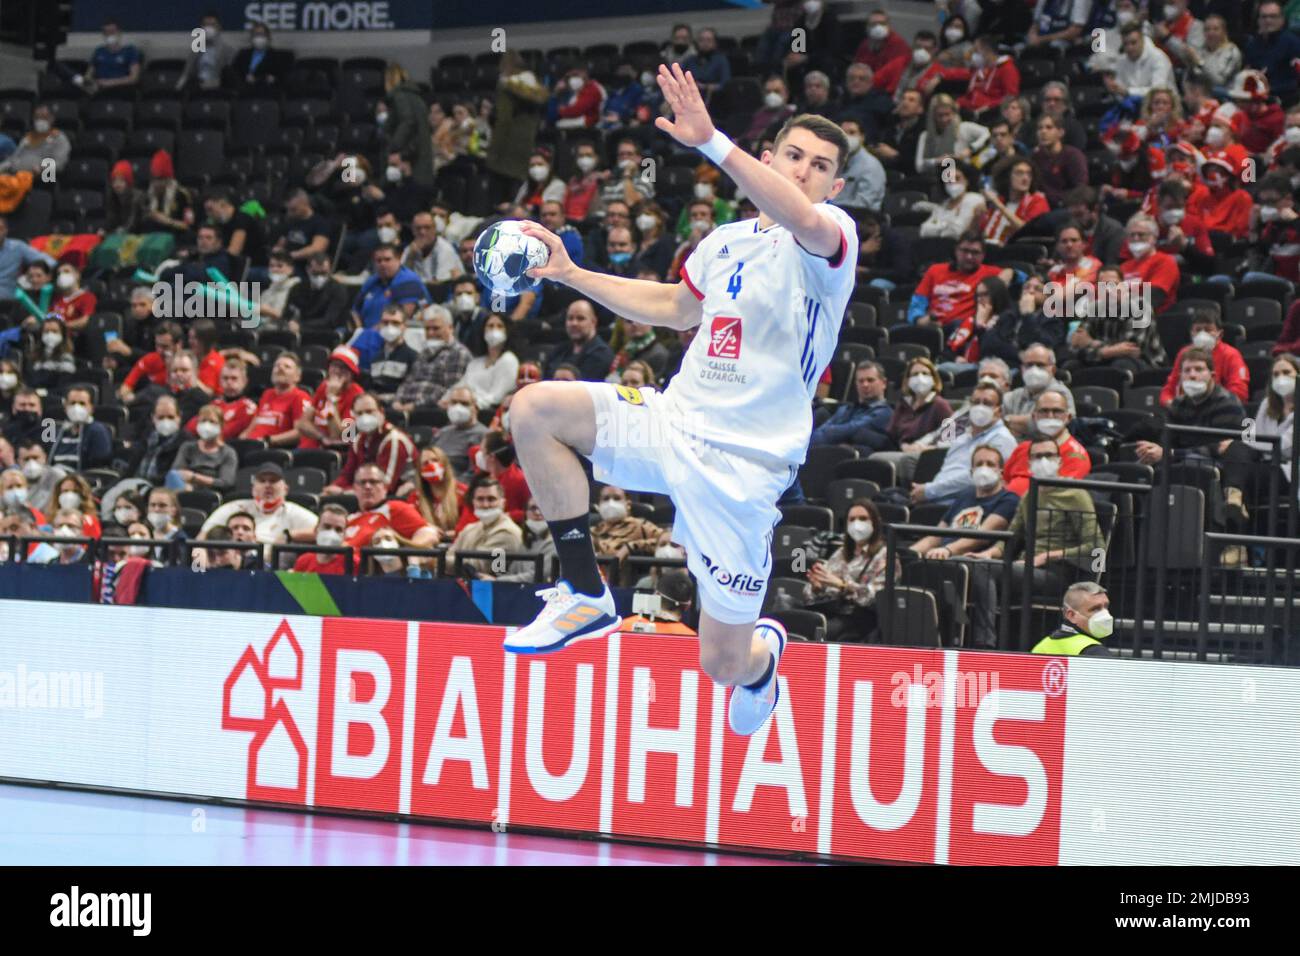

{"left": 226, "top": 509, "right": 257, "bottom": 527}
{"left": 1064, "top": 185, "right": 1099, "bottom": 209}
{"left": 971, "top": 443, "right": 1006, "bottom": 467}
{"left": 1181, "top": 346, "right": 1215, "bottom": 372}
{"left": 1157, "top": 178, "right": 1188, "bottom": 202}
{"left": 773, "top": 114, "right": 850, "bottom": 175}
{"left": 1258, "top": 173, "right": 1293, "bottom": 200}
{"left": 1191, "top": 307, "right": 1222, "bottom": 329}
{"left": 1120, "top": 21, "right": 1144, "bottom": 37}
{"left": 957, "top": 230, "right": 985, "bottom": 250}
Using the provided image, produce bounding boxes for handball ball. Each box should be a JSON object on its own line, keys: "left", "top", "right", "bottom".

{"left": 473, "top": 220, "right": 549, "bottom": 296}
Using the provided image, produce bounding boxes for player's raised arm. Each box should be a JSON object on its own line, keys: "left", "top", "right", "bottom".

{"left": 655, "top": 63, "right": 844, "bottom": 258}
{"left": 518, "top": 221, "right": 703, "bottom": 331}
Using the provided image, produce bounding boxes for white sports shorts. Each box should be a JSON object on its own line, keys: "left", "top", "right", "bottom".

{"left": 581, "top": 382, "right": 797, "bottom": 625}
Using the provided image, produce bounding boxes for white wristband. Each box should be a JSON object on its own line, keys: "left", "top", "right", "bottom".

{"left": 698, "top": 129, "right": 735, "bottom": 166}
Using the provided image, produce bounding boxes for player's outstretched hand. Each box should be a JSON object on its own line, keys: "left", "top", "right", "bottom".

{"left": 518, "top": 220, "right": 575, "bottom": 282}
{"left": 654, "top": 63, "right": 715, "bottom": 148}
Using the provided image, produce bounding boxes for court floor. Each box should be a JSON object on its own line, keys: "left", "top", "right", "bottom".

{"left": 0, "top": 784, "right": 807, "bottom": 866}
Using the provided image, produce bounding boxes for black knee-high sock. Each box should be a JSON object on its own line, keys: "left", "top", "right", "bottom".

{"left": 547, "top": 514, "right": 604, "bottom": 597}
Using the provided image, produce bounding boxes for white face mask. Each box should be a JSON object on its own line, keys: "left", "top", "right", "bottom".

{"left": 576, "top": 155, "right": 597, "bottom": 173}
{"left": 1085, "top": 608, "right": 1114, "bottom": 638}
{"left": 694, "top": 182, "right": 714, "bottom": 200}
{"left": 113, "top": 506, "right": 136, "bottom": 525}
{"left": 309, "top": 274, "right": 328, "bottom": 289}
{"left": 2, "top": 488, "right": 27, "bottom": 507}
{"left": 1036, "top": 416, "right": 1066, "bottom": 437}
{"left": 474, "top": 507, "right": 503, "bottom": 523}
{"left": 0, "top": 373, "right": 16, "bottom": 390}
{"left": 972, "top": 465, "right": 1000, "bottom": 490}
{"left": 385, "top": 165, "right": 402, "bottom": 183}
{"left": 635, "top": 214, "right": 657, "bottom": 232}
{"left": 1161, "top": 208, "right": 1185, "bottom": 226}
{"left": 474, "top": 449, "right": 489, "bottom": 472}
{"left": 1286, "top": 126, "right": 1300, "bottom": 145}
{"left": 568, "top": 76, "right": 584, "bottom": 92}
{"left": 944, "top": 181, "right": 966, "bottom": 199}
{"left": 33, "top": 119, "right": 51, "bottom": 134}
{"left": 847, "top": 519, "right": 874, "bottom": 542}
{"left": 377, "top": 226, "right": 398, "bottom": 244}
{"left": 155, "top": 418, "right": 179, "bottom": 437}
{"left": 1126, "top": 240, "right": 1152, "bottom": 258}
{"left": 252, "top": 34, "right": 269, "bottom": 50}
{"left": 1022, "top": 366, "right": 1051, "bottom": 390}
{"left": 844, "top": 134, "right": 862, "bottom": 153}
{"left": 655, "top": 544, "right": 685, "bottom": 560}
{"left": 66, "top": 403, "right": 91, "bottom": 425}
{"left": 379, "top": 324, "right": 404, "bottom": 343}
{"left": 968, "top": 404, "right": 995, "bottom": 428}
{"left": 690, "top": 218, "right": 711, "bottom": 233}
{"left": 1273, "top": 374, "right": 1297, "bottom": 397}
{"left": 59, "top": 491, "right": 82, "bottom": 511}
{"left": 945, "top": 28, "right": 965, "bottom": 44}
{"left": 128, "top": 541, "right": 151, "bottom": 557}
{"left": 56, "top": 272, "right": 76, "bottom": 291}
{"left": 869, "top": 23, "right": 889, "bottom": 40}
{"left": 912, "top": 48, "right": 932, "bottom": 67}
{"left": 455, "top": 293, "right": 477, "bottom": 312}
{"left": 316, "top": 528, "right": 343, "bottom": 548}
{"left": 969, "top": 52, "right": 985, "bottom": 69}
{"left": 197, "top": 421, "right": 221, "bottom": 441}
{"left": 1117, "top": 10, "right": 1136, "bottom": 26}
{"left": 447, "top": 403, "right": 472, "bottom": 425}
{"left": 1192, "top": 331, "right": 1217, "bottom": 351}
{"left": 1030, "top": 456, "right": 1060, "bottom": 479}
{"left": 42, "top": 331, "right": 63, "bottom": 350}
{"left": 485, "top": 328, "right": 508, "bottom": 348}
{"left": 525, "top": 518, "right": 550, "bottom": 535}
{"left": 105, "top": 34, "right": 123, "bottom": 48}
{"left": 1259, "top": 206, "right": 1280, "bottom": 223}
{"left": 21, "top": 460, "right": 43, "bottom": 481}
{"left": 598, "top": 500, "right": 628, "bottom": 522}
{"left": 909, "top": 374, "right": 934, "bottom": 396}
{"left": 147, "top": 510, "right": 172, "bottom": 530}
{"left": 1181, "top": 377, "right": 1208, "bottom": 397}
{"left": 763, "top": 92, "right": 784, "bottom": 110}
{"left": 1205, "top": 126, "right": 1226, "bottom": 147}
{"left": 355, "top": 412, "right": 382, "bottom": 434}
{"left": 269, "top": 268, "right": 293, "bottom": 282}
{"left": 529, "top": 164, "right": 549, "bottom": 182}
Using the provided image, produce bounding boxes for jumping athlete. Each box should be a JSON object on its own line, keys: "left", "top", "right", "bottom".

{"left": 505, "top": 63, "right": 858, "bottom": 736}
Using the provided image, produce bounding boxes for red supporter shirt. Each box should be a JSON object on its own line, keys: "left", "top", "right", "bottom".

{"left": 983, "top": 192, "right": 1050, "bottom": 245}
{"left": 246, "top": 386, "right": 313, "bottom": 441}
{"left": 1160, "top": 341, "right": 1251, "bottom": 405}
{"left": 1120, "top": 250, "right": 1180, "bottom": 314}
{"left": 1156, "top": 211, "right": 1215, "bottom": 259}
{"left": 958, "top": 57, "right": 1020, "bottom": 113}
{"left": 293, "top": 552, "right": 349, "bottom": 575}
{"left": 300, "top": 381, "right": 363, "bottom": 450}
{"left": 336, "top": 423, "right": 417, "bottom": 493}
{"left": 49, "top": 289, "right": 97, "bottom": 329}
{"left": 1189, "top": 187, "right": 1253, "bottom": 239}
{"left": 344, "top": 500, "right": 433, "bottom": 553}
{"left": 186, "top": 395, "right": 258, "bottom": 441}
{"left": 1241, "top": 102, "right": 1285, "bottom": 154}
{"left": 856, "top": 30, "right": 911, "bottom": 75}
{"left": 197, "top": 349, "right": 225, "bottom": 392}
{"left": 1003, "top": 436, "right": 1092, "bottom": 496}
{"left": 453, "top": 460, "right": 532, "bottom": 533}
{"left": 915, "top": 262, "right": 1003, "bottom": 326}
{"left": 123, "top": 351, "right": 169, "bottom": 390}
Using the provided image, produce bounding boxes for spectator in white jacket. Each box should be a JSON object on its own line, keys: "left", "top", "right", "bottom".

{"left": 1088, "top": 0, "right": 1149, "bottom": 75}
{"left": 450, "top": 313, "right": 519, "bottom": 411}
{"left": 832, "top": 119, "right": 886, "bottom": 211}
{"left": 917, "top": 161, "right": 987, "bottom": 239}
{"left": 1190, "top": 15, "right": 1243, "bottom": 89}
{"left": 1153, "top": 0, "right": 1205, "bottom": 69}
{"left": 1105, "top": 23, "right": 1176, "bottom": 101}
{"left": 916, "top": 93, "right": 990, "bottom": 175}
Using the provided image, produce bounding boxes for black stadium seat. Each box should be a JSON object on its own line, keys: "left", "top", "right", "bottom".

{"left": 177, "top": 130, "right": 225, "bottom": 182}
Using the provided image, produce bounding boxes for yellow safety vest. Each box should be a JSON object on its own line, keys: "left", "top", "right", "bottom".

{"left": 1032, "top": 633, "right": 1101, "bottom": 656}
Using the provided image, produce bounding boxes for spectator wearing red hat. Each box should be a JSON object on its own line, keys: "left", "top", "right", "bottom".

{"left": 297, "top": 346, "right": 364, "bottom": 451}
{"left": 1228, "top": 69, "right": 1286, "bottom": 153}
{"left": 1191, "top": 156, "right": 1254, "bottom": 239}
{"left": 104, "top": 160, "right": 147, "bottom": 233}
{"left": 1120, "top": 214, "right": 1181, "bottom": 315}
{"left": 1099, "top": 125, "right": 1160, "bottom": 204}
{"left": 1203, "top": 102, "right": 1251, "bottom": 179}
{"left": 144, "top": 150, "right": 194, "bottom": 239}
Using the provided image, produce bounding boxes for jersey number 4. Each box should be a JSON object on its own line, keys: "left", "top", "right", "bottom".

{"left": 726, "top": 262, "right": 744, "bottom": 300}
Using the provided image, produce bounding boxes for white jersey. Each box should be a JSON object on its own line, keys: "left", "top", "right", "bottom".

{"left": 667, "top": 203, "right": 858, "bottom": 466}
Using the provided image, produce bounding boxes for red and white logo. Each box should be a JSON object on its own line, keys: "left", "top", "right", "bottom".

{"left": 708, "top": 316, "right": 742, "bottom": 359}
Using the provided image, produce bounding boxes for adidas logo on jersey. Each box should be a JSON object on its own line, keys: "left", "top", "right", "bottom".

{"left": 716, "top": 245, "right": 730, "bottom": 259}
{"left": 560, "top": 528, "right": 585, "bottom": 541}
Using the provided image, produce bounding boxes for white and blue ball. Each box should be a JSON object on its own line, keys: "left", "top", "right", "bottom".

{"left": 473, "top": 220, "right": 549, "bottom": 296}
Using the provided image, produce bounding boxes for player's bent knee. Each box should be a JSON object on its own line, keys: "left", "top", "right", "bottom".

{"left": 512, "top": 381, "right": 596, "bottom": 453}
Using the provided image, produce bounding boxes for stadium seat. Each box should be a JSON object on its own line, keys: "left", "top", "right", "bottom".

{"left": 800, "top": 445, "right": 858, "bottom": 501}
{"left": 764, "top": 576, "right": 808, "bottom": 611}
{"left": 779, "top": 504, "right": 835, "bottom": 533}
{"left": 177, "top": 130, "right": 225, "bottom": 182}
{"left": 879, "top": 587, "right": 941, "bottom": 647}
{"left": 771, "top": 609, "right": 828, "bottom": 643}
{"left": 902, "top": 560, "right": 970, "bottom": 647}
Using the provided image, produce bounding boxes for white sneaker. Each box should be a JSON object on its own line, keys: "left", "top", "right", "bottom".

{"left": 503, "top": 580, "right": 621, "bottom": 654}
{"left": 727, "top": 618, "right": 787, "bottom": 736}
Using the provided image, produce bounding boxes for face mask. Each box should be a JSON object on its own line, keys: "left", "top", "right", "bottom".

{"left": 641, "top": 71, "right": 655, "bottom": 87}
{"left": 376, "top": 111, "right": 389, "bottom": 127}
{"left": 1286, "top": 127, "right": 1300, "bottom": 146}
{"left": 475, "top": 507, "right": 503, "bottom": 523}
{"left": 0, "top": 373, "right": 16, "bottom": 390}
{"left": 945, "top": 28, "right": 965, "bottom": 44}
{"left": 447, "top": 403, "right": 472, "bottom": 425}
{"left": 374, "top": 539, "right": 401, "bottom": 564}
{"left": 690, "top": 218, "right": 710, "bottom": 233}
{"left": 912, "top": 48, "right": 932, "bottom": 67}
{"left": 474, "top": 449, "right": 489, "bottom": 472}
{"left": 66, "top": 403, "right": 91, "bottom": 425}
{"left": 763, "top": 92, "right": 784, "bottom": 110}
{"left": 1023, "top": 366, "right": 1051, "bottom": 390}
{"left": 34, "top": 119, "right": 51, "bottom": 134}
{"left": 377, "top": 226, "right": 398, "bottom": 244}
{"left": 128, "top": 541, "right": 151, "bottom": 558}
{"left": 56, "top": 271, "right": 77, "bottom": 291}
{"left": 155, "top": 418, "right": 179, "bottom": 437}
{"left": 510, "top": 517, "right": 545, "bottom": 537}
{"left": 972, "top": 465, "right": 1000, "bottom": 490}
{"left": 1205, "top": 127, "right": 1226, "bottom": 147}
{"left": 379, "top": 324, "right": 403, "bottom": 343}
{"left": 21, "top": 460, "right": 43, "bottom": 481}
{"left": 1192, "top": 331, "right": 1218, "bottom": 351}
{"left": 485, "top": 328, "right": 508, "bottom": 348}
{"left": 1030, "top": 456, "right": 1060, "bottom": 479}
{"left": 42, "top": 331, "right": 63, "bottom": 350}
{"left": 634, "top": 213, "right": 658, "bottom": 233}
{"left": 1117, "top": 10, "right": 1135, "bottom": 25}
{"left": 1273, "top": 374, "right": 1297, "bottom": 397}
{"left": 655, "top": 544, "right": 685, "bottom": 560}
{"left": 576, "top": 156, "right": 597, "bottom": 175}
{"left": 694, "top": 183, "right": 714, "bottom": 201}
{"left": 59, "top": 490, "right": 82, "bottom": 511}
{"left": 869, "top": 24, "right": 889, "bottom": 40}
{"left": 1260, "top": 206, "right": 1281, "bottom": 223}
{"left": 270, "top": 268, "right": 293, "bottom": 282}
{"left": 1161, "top": 208, "right": 1185, "bottom": 226}
{"left": 316, "top": 529, "right": 343, "bottom": 548}
{"left": 425, "top": 336, "right": 446, "bottom": 353}
{"left": 385, "top": 165, "right": 402, "bottom": 183}
{"left": 355, "top": 412, "right": 382, "bottom": 434}
{"left": 205, "top": 26, "right": 219, "bottom": 40}
{"left": 434, "top": 214, "right": 448, "bottom": 232}
{"left": 1036, "top": 417, "right": 1066, "bottom": 437}
{"left": 2, "top": 488, "right": 26, "bottom": 507}
{"left": 454, "top": 293, "right": 477, "bottom": 312}
{"left": 309, "top": 274, "right": 328, "bottom": 289}
{"left": 147, "top": 510, "right": 171, "bottom": 530}
{"left": 1127, "top": 240, "right": 1152, "bottom": 258}
{"left": 969, "top": 52, "right": 985, "bottom": 69}
{"left": 196, "top": 421, "right": 221, "bottom": 441}
{"left": 847, "top": 519, "right": 874, "bottom": 542}
{"left": 968, "top": 404, "right": 995, "bottom": 428}
{"left": 844, "top": 134, "right": 862, "bottom": 153}
{"left": 598, "top": 500, "right": 628, "bottom": 522}
{"left": 909, "top": 374, "right": 933, "bottom": 396}
{"left": 944, "top": 181, "right": 966, "bottom": 199}
{"left": 1181, "top": 377, "right": 1208, "bottom": 398}
{"left": 529, "top": 164, "right": 549, "bottom": 182}
{"left": 568, "top": 76, "right": 584, "bottom": 92}
{"left": 252, "top": 35, "right": 269, "bottom": 50}
{"left": 609, "top": 251, "right": 632, "bottom": 265}
{"left": 105, "top": 34, "right": 122, "bottom": 48}
{"left": 114, "top": 506, "right": 136, "bottom": 525}
{"left": 1085, "top": 608, "right": 1114, "bottom": 638}
{"left": 501, "top": 410, "right": 511, "bottom": 431}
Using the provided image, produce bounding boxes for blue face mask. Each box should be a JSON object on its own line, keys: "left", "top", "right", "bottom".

{"left": 609, "top": 251, "right": 632, "bottom": 265}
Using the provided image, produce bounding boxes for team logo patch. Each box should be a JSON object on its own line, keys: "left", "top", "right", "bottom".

{"left": 707, "top": 315, "right": 742, "bottom": 359}
{"left": 614, "top": 385, "right": 645, "bottom": 405}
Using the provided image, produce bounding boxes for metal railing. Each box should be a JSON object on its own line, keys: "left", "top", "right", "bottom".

{"left": 1197, "top": 532, "right": 1300, "bottom": 666}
